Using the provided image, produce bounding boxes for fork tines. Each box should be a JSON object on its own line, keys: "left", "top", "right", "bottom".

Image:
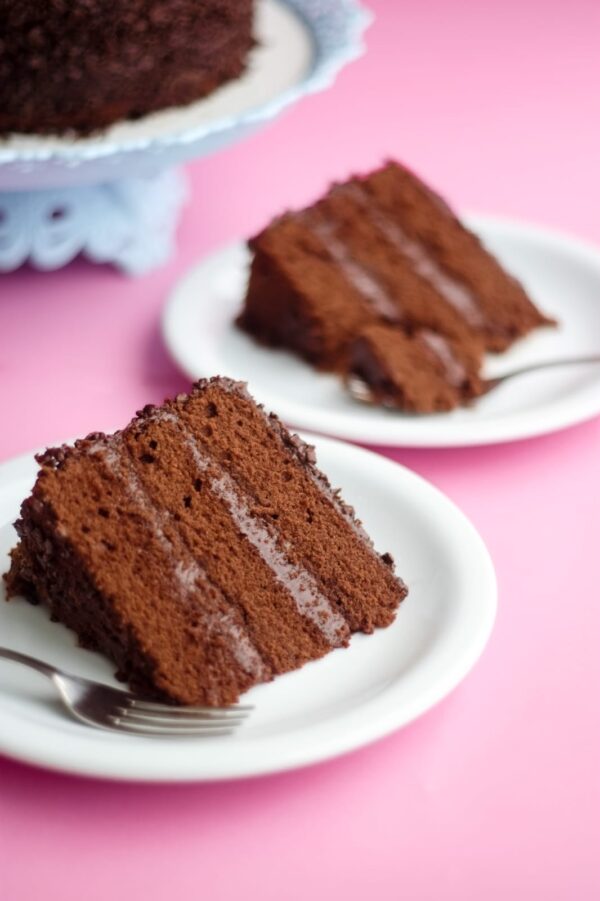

{"left": 107, "top": 699, "right": 252, "bottom": 736}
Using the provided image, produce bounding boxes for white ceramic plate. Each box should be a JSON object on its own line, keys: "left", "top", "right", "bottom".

{"left": 0, "top": 435, "right": 495, "bottom": 782}
{"left": 163, "top": 216, "right": 600, "bottom": 447}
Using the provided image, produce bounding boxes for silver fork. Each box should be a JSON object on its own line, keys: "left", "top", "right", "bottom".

{"left": 0, "top": 647, "right": 251, "bottom": 737}
{"left": 481, "top": 354, "right": 600, "bottom": 395}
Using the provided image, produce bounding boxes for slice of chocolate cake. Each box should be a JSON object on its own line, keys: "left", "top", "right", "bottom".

{"left": 237, "top": 160, "right": 555, "bottom": 412}
{"left": 4, "top": 378, "right": 406, "bottom": 706}
{"left": 348, "top": 324, "right": 484, "bottom": 413}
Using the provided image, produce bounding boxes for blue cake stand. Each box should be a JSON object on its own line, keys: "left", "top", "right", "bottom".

{"left": 0, "top": 0, "right": 370, "bottom": 275}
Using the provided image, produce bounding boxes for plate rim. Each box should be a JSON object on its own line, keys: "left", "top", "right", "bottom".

{"left": 0, "top": 434, "right": 496, "bottom": 782}
{"left": 162, "top": 214, "right": 600, "bottom": 448}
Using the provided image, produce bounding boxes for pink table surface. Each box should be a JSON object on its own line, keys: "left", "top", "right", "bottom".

{"left": 1, "top": 1, "right": 600, "bottom": 898}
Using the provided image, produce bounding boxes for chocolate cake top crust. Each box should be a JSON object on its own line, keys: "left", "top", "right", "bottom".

{"left": 0, "top": 1, "right": 254, "bottom": 134}
{"left": 5, "top": 378, "right": 407, "bottom": 705}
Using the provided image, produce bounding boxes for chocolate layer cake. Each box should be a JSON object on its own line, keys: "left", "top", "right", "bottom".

{"left": 4, "top": 378, "right": 406, "bottom": 706}
{"left": 348, "top": 324, "right": 484, "bottom": 413}
{"left": 238, "top": 161, "right": 555, "bottom": 412}
{"left": 0, "top": 1, "right": 254, "bottom": 135}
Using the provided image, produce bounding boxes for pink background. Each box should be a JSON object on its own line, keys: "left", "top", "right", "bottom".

{"left": 1, "top": 1, "right": 600, "bottom": 898}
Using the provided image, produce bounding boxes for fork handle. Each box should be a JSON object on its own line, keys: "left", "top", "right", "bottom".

{"left": 0, "top": 646, "right": 56, "bottom": 680}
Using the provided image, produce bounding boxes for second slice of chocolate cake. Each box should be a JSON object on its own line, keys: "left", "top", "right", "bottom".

{"left": 237, "top": 160, "right": 555, "bottom": 412}
{"left": 4, "top": 378, "right": 407, "bottom": 706}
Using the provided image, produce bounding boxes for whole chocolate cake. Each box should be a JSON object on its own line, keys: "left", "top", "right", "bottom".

{"left": 0, "top": 0, "right": 254, "bottom": 135}
{"left": 4, "top": 378, "right": 407, "bottom": 706}
{"left": 238, "top": 161, "right": 556, "bottom": 412}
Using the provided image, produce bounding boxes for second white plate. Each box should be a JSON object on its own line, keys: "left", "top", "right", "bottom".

{"left": 163, "top": 216, "right": 600, "bottom": 446}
